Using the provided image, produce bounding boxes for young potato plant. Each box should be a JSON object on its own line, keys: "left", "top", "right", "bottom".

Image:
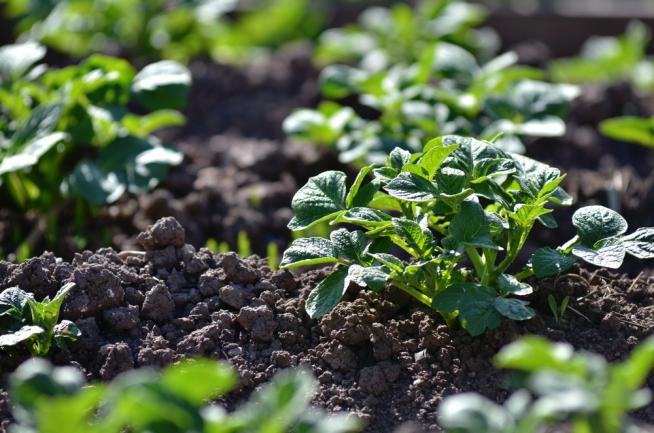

{"left": 0, "top": 283, "right": 80, "bottom": 356}
{"left": 550, "top": 21, "right": 654, "bottom": 94}
{"left": 438, "top": 336, "right": 654, "bottom": 433}
{"left": 0, "top": 41, "right": 190, "bottom": 254}
{"left": 9, "top": 357, "right": 362, "bottom": 433}
{"left": 4, "top": 0, "right": 322, "bottom": 64}
{"left": 314, "top": 0, "right": 497, "bottom": 69}
{"left": 285, "top": 45, "right": 578, "bottom": 164}
{"left": 600, "top": 115, "right": 654, "bottom": 149}
{"left": 281, "top": 135, "right": 654, "bottom": 335}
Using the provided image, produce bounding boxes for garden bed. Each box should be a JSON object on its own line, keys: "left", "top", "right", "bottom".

{"left": 1, "top": 217, "right": 653, "bottom": 432}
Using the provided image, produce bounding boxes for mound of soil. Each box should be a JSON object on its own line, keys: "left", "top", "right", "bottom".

{"left": 1, "top": 217, "right": 652, "bottom": 432}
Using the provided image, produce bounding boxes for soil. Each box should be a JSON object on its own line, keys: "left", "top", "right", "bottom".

{"left": 1, "top": 217, "right": 653, "bottom": 432}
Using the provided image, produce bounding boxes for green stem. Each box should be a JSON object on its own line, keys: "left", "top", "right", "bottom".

{"left": 393, "top": 280, "right": 433, "bottom": 308}
{"left": 465, "top": 247, "right": 485, "bottom": 280}
{"left": 514, "top": 268, "right": 534, "bottom": 281}
{"left": 482, "top": 249, "right": 497, "bottom": 285}
{"left": 496, "top": 226, "right": 531, "bottom": 276}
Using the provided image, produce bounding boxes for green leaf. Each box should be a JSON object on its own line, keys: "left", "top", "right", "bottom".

{"left": 306, "top": 267, "right": 349, "bottom": 318}
{"left": 384, "top": 172, "right": 438, "bottom": 202}
{"left": 0, "top": 41, "right": 46, "bottom": 79}
{"left": 330, "top": 229, "right": 365, "bottom": 262}
{"left": 0, "top": 287, "right": 29, "bottom": 316}
{"left": 600, "top": 116, "right": 654, "bottom": 148}
{"left": 622, "top": 228, "right": 654, "bottom": 259}
{"left": 389, "top": 147, "right": 411, "bottom": 170}
{"left": 572, "top": 238, "right": 626, "bottom": 269}
{"left": 511, "top": 204, "right": 552, "bottom": 227}
{"left": 131, "top": 60, "right": 191, "bottom": 111}
{"left": 459, "top": 287, "right": 502, "bottom": 336}
{"left": 346, "top": 165, "right": 378, "bottom": 208}
{"left": 0, "top": 325, "right": 43, "bottom": 347}
{"left": 280, "top": 238, "right": 337, "bottom": 268}
{"left": 494, "top": 298, "right": 535, "bottom": 321}
{"left": 370, "top": 253, "right": 404, "bottom": 273}
{"left": 531, "top": 248, "right": 577, "bottom": 278}
{"left": 433, "top": 283, "right": 501, "bottom": 336}
{"left": 288, "top": 171, "right": 347, "bottom": 231}
{"left": 495, "top": 336, "right": 586, "bottom": 375}
{"left": 161, "top": 358, "right": 237, "bottom": 405}
{"left": 347, "top": 265, "right": 389, "bottom": 291}
{"left": 572, "top": 206, "right": 628, "bottom": 246}
{"left": 122, "top": 110, "right": 186, "bottom": 137}
{"left": 438, "top": 394, "right": 512, "bottom": 433}
{"left": 339, "top": 207, "right": 392, "bottom": 230}
{"left": 435, "top": 167, "right": 466, "bottom": 195}
{"left": 392, "top": 218, "right": 433, "bottom": 258}
{"left": 67, "top": 160, "right": 126, "bottom": 205}
{"left": 420, "top": 137, "right": 459, "bottom": 178}
{"left": 449, "top": 201, "right": 498, "bottom": 250}
{"left": 497, "top": 274, "right": 533, "bottom": 296}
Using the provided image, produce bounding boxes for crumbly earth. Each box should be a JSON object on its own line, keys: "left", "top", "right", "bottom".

{"left": 1, "top": 218, "right": 653, "bottom": 432}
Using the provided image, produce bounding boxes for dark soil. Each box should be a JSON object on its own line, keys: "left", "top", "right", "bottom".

{"left": 1, "top": 217, "right": 653, "bottom": 432}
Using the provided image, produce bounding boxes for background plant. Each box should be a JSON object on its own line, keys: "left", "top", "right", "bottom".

{"left": 281, "top": 135, "right": 654, "bottom": 335}
{"left": 600, "top": 115, "right": 654, "bottom": 149}
{"left": 438, "top": 335, "right": 654, "bottom": 433}
{"left": 0, "top": 283, "right": 79, "bottom": 356}
{"left": 9, "top": 357, "right": 362, "bottom": 433}
{"left": 549, "top": 21, "right": 654, "bottom": 94}
{"left": 0, "top": 41, "right": 190, "bottom": 256}
{"left": 2, "top": 0, "right": 324, "bottom": 64}
{"left": 286, "top": 0, "right": 579, "bottom": 165}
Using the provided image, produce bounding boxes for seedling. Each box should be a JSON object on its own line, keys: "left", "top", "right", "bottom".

{"left": 600, "top": 115, "right": 654, "bottom": 149}
{"left": 0, "top": 283, "right": 80, "bottom": 356}
{"left": 438, "top": 336, "right": 654, "bottom": 433}
{"left": 267, "top": 242, "right": 280, "bottom": 270}
{"left": 282, "top": 135, "right": 654, "bottom": 335}
{"left": 9, "top": 357, "right": 362, "bottom": 433}
{"left": 547, "top": 294, "right": 570, "bottom": 325}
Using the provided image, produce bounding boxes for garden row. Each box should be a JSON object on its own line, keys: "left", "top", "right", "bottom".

{"left": 1, "top": 1, "right": 654, "bottom": 432}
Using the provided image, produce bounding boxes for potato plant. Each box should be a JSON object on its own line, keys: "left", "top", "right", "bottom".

{"left": 0, "top": 283, "right": 79, "bottom": 356}
{"left": 281, "top": 135, "right": 654, "bottom": 335}
{"left": 9, "top": 357, "right": 362, "bottom": 433}
{"left": 0, "top": 41, "right": 191, "bottom": 255}
{"left": 439, "top": 336, "right": 654, "bottom": 433}
{"left": 550, "top": 21, "right": 654, "bottom": 93}
{"left": 314, "top": 0, "right": 497, "bottom": 68}
{"left": 4, "top": 0, "right": 322, "bottom": 64}
{"left": 285, "top": 44, "right": 578, "bottom": 164}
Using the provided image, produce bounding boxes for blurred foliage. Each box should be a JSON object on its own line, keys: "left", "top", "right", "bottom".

{"left": 439, "top": 335, "right": 654, "bottom": 433}
{"left": 1, "top": 0, "right": 324, "bottom": 64}
{"left": 9, "top": 357, "right": 363, "bottom": 433}
{"left": 550, "top": 21, "right": 654, "bottom": 93}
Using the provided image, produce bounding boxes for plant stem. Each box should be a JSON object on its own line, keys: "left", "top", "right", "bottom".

{"left": 393, "top": 280, "right": 433, "bottom": 308}
{"left": 482, "top": 249, "right": 497, "bottom": 285}
{"left": 465, "top": 247, "right": 485, "bottom": 279}
{"left": 514, "top": 268, "right": 534, "bottom": 281}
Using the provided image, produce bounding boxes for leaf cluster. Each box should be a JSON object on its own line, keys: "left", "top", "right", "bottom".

{"left": 4, "top": 0, "right": 323, "bottom": 64}
{"left": 9, "top": 357, "right": 362, "bottom": 433}
{"left": 549, "top": 21, "right": 654, "bottom": 93}
{"left": 313, "top": 0, "right": 496, "bottom": 68}
{"left": 438, "top": 335, "right": 654, "bottom": 433}
{"left": 0, "top": 41, "right": 190, "bottom": 210}
{"left": 286, "top": 3, "right": 579, "bottom": 165}
{"left": 281, "top": 135, "right": 654, "bottom": 335}
{"left": 0, "top": 283, "right": 79, "bottom": 356}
